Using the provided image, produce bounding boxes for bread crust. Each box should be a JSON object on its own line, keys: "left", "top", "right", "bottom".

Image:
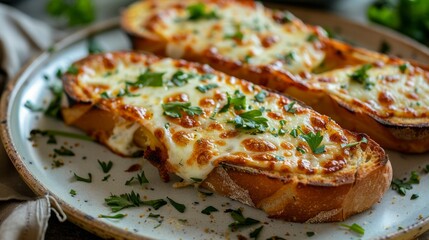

{"left": 61, "top": 51, "right": 392, "bottom": 223}
{"left": 121, "top": 0, "right": 429, "bottom": 153}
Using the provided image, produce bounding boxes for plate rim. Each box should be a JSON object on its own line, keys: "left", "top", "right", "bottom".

{"left": 1, "top": 9, "right": 429, "bottom": 240}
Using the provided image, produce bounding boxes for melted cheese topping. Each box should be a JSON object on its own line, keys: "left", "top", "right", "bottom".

{"left": 125, "top": 0, "right": 325, "bottom": 74}
{"left": 311, "top": 63, "right": 429, "bottom": 118}
{"left": 73, "top": 53, "right": 364, "bottom": 182}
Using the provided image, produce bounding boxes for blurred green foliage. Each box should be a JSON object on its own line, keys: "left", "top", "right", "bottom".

{"left": 46, "top": 0, "right": 95, "bottom": 26}
{"left": 368, "top": 0, "right": 429, "bottom": 47}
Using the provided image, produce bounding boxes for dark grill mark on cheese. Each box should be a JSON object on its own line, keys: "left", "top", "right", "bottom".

{"left": 242, "top": 138, "right": 277, "bottom": 152}
{"left": 172, "top": 131, "right": 194, "bottom": 146}
{"left": 378, "top": 91, "right": 395, "bottom": 106}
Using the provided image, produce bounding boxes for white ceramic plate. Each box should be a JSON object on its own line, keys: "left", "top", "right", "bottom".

{"left": 2, "top": 10, "right": 429, "bottom": 240}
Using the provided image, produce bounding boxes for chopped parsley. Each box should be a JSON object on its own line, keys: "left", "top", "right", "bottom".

{"left": 249, "top": 226, "right": 263, "bottom": 239}
{"left": 171, "top": 70, "right": 195, "bottom": 87}
{"left": 116, "top": 85, "right": 139, "bottom": 98}
{"left": 54, "top": 146, "right": 75, "bottom": 156}
{"left": 228, "top": 208, "right": 260, "bottom": 231}
{"left": 306, "top": 231, "right": 315, "bottom": 237}
{"left": 162, "top": 102, "right": 203, "bottom": 118}
{"left": 69, "top": 189, "right": 77, "bottom": 197}
{"left": 24, "top": 101, "right": 44, "bottom": 112}
{"left": 254, "top": 91, "right": 268, "bottom": 103}
{"left": 224, "top": 25, "right": 244, "bottom": 41}
{"left": 73, "top": 172, "right": 92, "bottom": 183}
{"left": 196, "top": 83, "right": 218, "bottom": 93}
{"left": 220, "top": 90, "right": 246, "bottom": 112}
{"left": 279, "top": 52, "right": 296, "bottom": 65}
{"left": 30, "top": 129, "right": 93, "bottom": 142}
{"left": 290, "top": 128, "right": 299, "bottom": 138}
{"left": 125, "top": 171, "right": 148, "bottom": 186}
{"left": 411, "top": 194, "right": 419, "bottom": 200}
{"left": 105, "top": 191, "right": 167, "bottom": 212}
{"left": 148, "top": 213, "right": 160, "bottom": 218}
{"left": 349, "top": 64, "right": 374, "bottom": 90}
{"left": 46, "top": 0, "right": 95, "bottom": 26}
{"left": 45, "top": 85, "right": 63, "bottom": 119}
{"left": 391, "top": 171, "right": 420, "bottom": 196}
{"left": 230, "top": 110, "right": 269, "bottom": 133}
{"left": 300, "top": 131, "right": 325, "bottom": 154}
{"left": 201, "top": 206, "right": 218, "bottom": 215}
{"left": 284, "top": 101, "right": 296, "bottom": 113}
{"left": 186, "top": 3, "right": 219, "bottom": 21}
{"left": 167, "top": 197, "right": 186, "bottom": 213}
{"left": 341, "top": 137, "right": 368, "bottom": 148}
{"left": 399, "top": 63, "right": 409, "bottom": 73}
{"left": 98, "top": 213, "right": 127, "bottom": 219}
{"left": 102, "top": 174, "right": 111, "bottom": 181}
{"left": 340, "top": 223, "right": 365, "bottom": 235}
{"left": 66, "top": 65, "right": 78, "bottom": 75}
{"left": 306, "top": 34, "right": 318, "bottom": 42}
{"left": 296, "top": 146, "right": 306, "bottom": 154}
{"left": 87, "top": 38, "right": 103, "bottom": 54}
{"left": 191, "top": 177, "right": 202, "bottom": 182}
{"left": 127, "top": 71, "right": 165, "bottom": 87}
{"left": 100, "top": 92, "right": 110, "bottom": 99}
{"left": 424, "top": 165, "right": 429, "bottom": 173}
{"left": 379, "top": 40, "right": 391, "bottom": 54}
{"left": 97, "top": 160, "right": 113, "bottom": 173}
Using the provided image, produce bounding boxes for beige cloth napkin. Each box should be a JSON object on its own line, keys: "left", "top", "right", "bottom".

{"left": 0, "top": 4, "right": 66, "bottom": 240}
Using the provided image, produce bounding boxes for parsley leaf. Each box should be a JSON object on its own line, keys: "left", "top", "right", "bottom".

{"left": 98, "top": 213, "right": 127, "bottom": 219}
{"left": 254, "top": 91, "right": 268, "bottom": 103}
{"left": 171, "top": 70, "right": 195, "bottom": 87}
{"left": 105, "top": 191, "right": 167, "bottom": 212}
{"left": 300, "top": 131, "right": 325, "bottom": 154}
{"left": 141, "top": 199, "right": 168, "bottom": 210}
{"left": 54, "top": 146, "right": 75, "bottom": 156}
{"left": 127, "top": 71, "right": 165, "bottom": 87}
{"left": 97, "top": 160, "right": 113, "bottom": 173}
{"left": 284, "top": 101, "right": 296, "bottom": 113}
{"left": 46, "top": 0, "right": 95, "bottom": 26}
{"left": 137, "top": 171, "right": 149, "bottom": 185}
{"left": 220, "top": 91, "right": 246, "bottom": 112}
{"left": 307, "top": 34, "right": 318, "bottom": 42}
{"left": 117, "top": 85, "right": 139, "bottom": 98}
{"left": 278, "top": 52, "right": 296, "bottom": 65}
{"left": 87, "top": 38, "right": 103, "bottom": 54}
{"left": 340, "top": 223, "right": 365, "bottom": 235}
{"left": 102, "top": 174, "right": 110, "bottom": 181}
{"left": 250, "top": 226, "right": 263, "bottom": 239}
{"left": 230, "top": 110, "right": 268, "bottom": 133}
{"left": 201, "top": 206, "right": 218, "bottom": 215}
{"left": 341, "top": 137, "right": 368, "bottom": 148}
{"left": 45, "top": 85, "right": 63, "bottom": 119}
{"left": 399, "top": 63, "right": 409, "bottom": 73}
{"left": 349, "top": 64, "right": 374, "bottom": 90}
{"left": 74, "top": 172, "right": 92, "bottom": 183}
{"left": 187, "top": 3, "right": 219, "bottom": 21}
{"left": 411, "top": 193, "right": 419, "bottom": 200}
{"left": 30, "top": 129, "right": 93, "bottom": 142}
{"left": 24, "top": 101, "right": 44, "bottom": 112}
{"left": 167, "top": 197, "right": 186, "bottom": 213}
{"left": 306, "top": 231, "right": 315, "bottom": 237}
{"left": 290, "top": 128, "right": 299, "bottom": 138}
{"left": 70, "top": 189, "right": 77, "bottom": 197}
{"left": 66, "top": 65, "right": 79, "bottom": 75}
{"left": 228, "top": 208, "right": 260, "bottom": 231}
{"left": 162, "top": 102, "right": 203, "bottom": 118}
{"left": 196, "top": 83, "right": 218, "bottom": 93}
{"left": 391, "top": 171, "right": 420, "bottom": 196}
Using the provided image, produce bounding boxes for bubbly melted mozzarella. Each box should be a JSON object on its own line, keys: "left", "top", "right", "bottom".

{"left": 310, "top": 63, "right": 429, "bottom": 118}
{"left": 126, "top": 0, "right": 325, "bottom": 74}
{"left": 77, "top": 55, "right": 360, "bottom": 182}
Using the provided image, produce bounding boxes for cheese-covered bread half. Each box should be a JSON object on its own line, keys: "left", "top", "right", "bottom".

{"left": 62, "top": 51, "right": 392, "bottom": 222}
{"left": 122, "top": 0, "right": 429, "bottom": 153}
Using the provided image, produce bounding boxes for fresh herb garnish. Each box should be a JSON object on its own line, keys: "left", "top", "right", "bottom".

{"left": 391, "top": 171, "right": 420, "bottom": 196}
{"left": 244, "top": 54, "right": 252, "bottom": 63}
{"left": 186, "top": 3, "right": 219, "bottom": 21}
{"left": 100, "top": 92, "right": 110, "bottom": 99}
{"left": 117, "top": 85, "right": 139, "bottom": 98}
{"left": 162, "top": 102, "right": 203, "bottom": 118}
{"left": 102, "top": 174, "right": 111, "bottom": 181}
{"left": 98, "top": 160, "right": 113, "bottom": 173}
{"left": 73, "top": 172, "right": 92, "bottom": 183}
{"left": 125, "top": 177, "right": 135, "bottom": 186}
{"left": 45, "top": 85, "right": 63, "bottom": 119}
{"left": 148, "top": 213, "right": 160, "bottom": 218}
{"left": 30, "top": 129, "right": 93, "bottom": 142}
{"left": 340, "top": 223, "right": 365, "bottom": 235}
{"left": 98, "top": 213, "right": 127, "bottom": 219}
{"left": 220, "top": 90, "right": 246, "bottom": 112}
{"left": 127, "top": 71, "right": 165, "bottom": 88}
{"left": 105, "top": 191, "right": 167, "bottom": 212}
{"left": 46, "top": 0, "right": 95, "bottom": 26}
{"left": 341, "top": 137, "right": 368, "bottom": 148}
{"left": 254, "top": 91, "right": 267, "bottom": 103}
{"left": 279, "top": 52, "right": 296, "bottom": 65}
{"left": 296, "top": 146, "right": 306, "bottom": 154}
{"left": 228, "top": 208, "right": 260, "bottom": 230}
{"left": 379, "top": 40, "right": 391, "bottom": 54}
{"left": 196, "top": 83, "right": 218, "bottom": 93}
{"left": 224, "top": 25, "right": 244, "bottom": 41}
{"left": 70, "top": 189, "right": 77, "bottom": 197}
{"left": 230, "top": 110, "right": 269, "bottom": 133}
{"left": 307, "top": 34, "right": 318, "bottom": 42}
{"left": 306, "top": 231, "right": 315, "bottom": 237}
{"left": 284, "top": 101, "right": 296, "bottom": 113}
{"left": 171, "top": 70, "right": 195, "bottom": 87}
{"left": 399, "top": 63, "right": 409, "bottom": 73}
{"left": 201, "top": 206, "right": 218, "bottom": 215}
{"left": 167, "top": 197, "right": 186, "bottom": 213}
{"left": 300, "top": 131, "right": 325, "bottom": 154}
{"left": 411, "top": 193, "right": 419, "bottom": 200}
{"left": 249, "top": 226, "right": 263, "bottom": 239}
{"left": 349, "top": 64, "right": 374, "bottom": 90}
{"left": 24, "top": 101, "right": 44, "bottom": 112}
{"left": 424, "top": 165, "right": 429, "bottom": 173}
{"left": 54, "top": 146, "right": 75, "bottom": 156}
{"left": 66, "top": 65, "right": 79, "bottom": 75}
{"left": 191, "top": 177, "right": 202, "bottom": 182}
{"left": 137, "top": 171, "right": 149, "bottom": 185}
{"left": 290, "top": 128, "right": 299, "bottom": 138}
{"left": 87, "top": 38, "right": 103, "bottom": 54}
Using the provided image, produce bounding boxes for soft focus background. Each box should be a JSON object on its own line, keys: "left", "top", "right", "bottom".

{"left": 0, "top": 0, "right": 427, "bottom": 239}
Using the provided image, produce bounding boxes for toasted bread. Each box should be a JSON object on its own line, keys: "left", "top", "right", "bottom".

{"left": 61, "top": 51, "right": 392, "bottom": 222}
{"left": 121, "top": 0, "right": 429, "bottom": 153}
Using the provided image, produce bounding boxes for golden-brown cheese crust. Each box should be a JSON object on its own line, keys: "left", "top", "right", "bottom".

{"left": 62, "top": 51, "right": 392, "bottom": 222}
{"left": 121, "top": 0, "right": 429, "bottom": 152}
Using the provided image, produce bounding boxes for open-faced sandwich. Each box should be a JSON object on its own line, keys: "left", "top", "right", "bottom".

{"left": 122, "top": 0, "right": 429, "bottom": 153}
{"left": 61, "top": 51, "right": 392, "bottom": 222}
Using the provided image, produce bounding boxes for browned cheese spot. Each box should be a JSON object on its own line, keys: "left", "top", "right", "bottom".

{"left": 260, "top": 35, "right": 279, "bottom": 48}
{"left": 220, "top": 130, "right": 239, "bottom": 139}
{"left": 267, "top": 112, "right": 282, "bottom": 120}
{"left": 298, "top": 159, "right": 315, "bottom": 174}
{"left": 172, "top": 131, "right": 194, "bottom": 146}
{"left": 378, "top": 91, "right": 395, "bottom": 106}
{"left": 165, "top": 93, "right": 189, "bottom": 103}
{"left": 199, "top": 97, "right": 216, "bottom": 108}
{"left": 322, "top": 158, "right": 347, "bottom": 173}
{"left": 252, "top": 153, "right": 277, "bottom": 162}
{"left": 188, "top": 139, "right": 217, "bottom": 166}
{"left": 241, "top": 138, "right": 278, "bottom": 152}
